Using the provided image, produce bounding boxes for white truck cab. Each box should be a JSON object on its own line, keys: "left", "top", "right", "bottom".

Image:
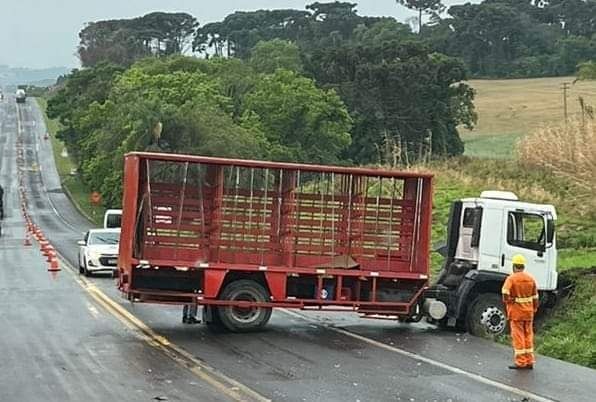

{"left": 457, "top": 191, "right": 557, "bottom": 291}
{"left": 426, "top": 191, "right": 558, "bottom": 336}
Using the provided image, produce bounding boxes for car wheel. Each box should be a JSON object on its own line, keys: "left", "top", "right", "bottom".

{"left": 217, "top": 280, "right": 272, "bottom": 333}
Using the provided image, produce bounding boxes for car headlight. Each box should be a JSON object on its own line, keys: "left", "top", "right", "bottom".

{"left": 89, "top": 250, "right": 101, "bottom": 260}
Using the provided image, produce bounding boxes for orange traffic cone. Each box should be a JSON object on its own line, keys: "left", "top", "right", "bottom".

{"left": 48, "top": 257, "right": 60, "bottom": 271}
{"left": 46, "top": 247, "right": 56, "bottom": 262}
{"left": 40, "top": 240, "right": 50, "bottom": 253}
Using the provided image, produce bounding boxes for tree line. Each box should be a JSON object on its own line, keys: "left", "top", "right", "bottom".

{"left": 51, "top": 1, "right": 596, "bottom": 206}
{"left": 48, "top": 2, "right": 481, "bottom": 204}
{"left": 425, "top": 0, "right": 596, "bottom": 78}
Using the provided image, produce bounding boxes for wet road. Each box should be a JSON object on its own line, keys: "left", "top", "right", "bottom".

{"left": 2, "top": 95, "right": 596, "bottom": 402}
{"left": 0, "top": 98, "right": 234, "bottom": 402}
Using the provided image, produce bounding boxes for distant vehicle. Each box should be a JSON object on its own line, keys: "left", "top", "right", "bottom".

{"left": 15, "top": 89, "right": 26, "bottom": 103}
{"left": 78, "top": 228, "right": 120, "bottom": 277}
{"left": 0, "top": 91, "right": 4, "bottom": 101}
{"left": 104, "top": 209, "right": 122, "bottom": 229}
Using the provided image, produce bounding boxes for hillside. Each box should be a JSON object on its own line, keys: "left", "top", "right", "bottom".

{"left": 0, "top": 65, "right": 68, "bottom": 86}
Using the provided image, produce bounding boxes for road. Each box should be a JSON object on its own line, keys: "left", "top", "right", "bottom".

{"left": 1, "top": 95, "right": 595, "bottom": 402}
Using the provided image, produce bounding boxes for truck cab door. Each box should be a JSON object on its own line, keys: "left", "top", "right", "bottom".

{"left": 500, "top": 209, "right": 552, "bottom": 290}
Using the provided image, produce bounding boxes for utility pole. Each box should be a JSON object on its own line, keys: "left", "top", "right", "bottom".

{"left": 561, "top": 82, "right": 570, "bottom": 123}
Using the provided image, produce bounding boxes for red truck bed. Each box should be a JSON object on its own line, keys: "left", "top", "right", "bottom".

{"left": 118, "top": 152, "right": 433, "bottom": 320}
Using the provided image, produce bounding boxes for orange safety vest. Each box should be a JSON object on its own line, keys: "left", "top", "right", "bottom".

{"left": 501, "top": 271, "right": 539, "bottom": 321}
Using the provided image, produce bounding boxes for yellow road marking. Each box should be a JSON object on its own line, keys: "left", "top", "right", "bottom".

{"left": 59, "top": 255, "right": 270, "bottom": 402}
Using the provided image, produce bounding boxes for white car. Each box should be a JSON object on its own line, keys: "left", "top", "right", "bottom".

{"left": 78, "top": 228, "right": 120, "bottom": 276}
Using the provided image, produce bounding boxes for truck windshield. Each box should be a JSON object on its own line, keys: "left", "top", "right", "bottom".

{"left": 89, "top": 232, "right": 119, "bottom": 245}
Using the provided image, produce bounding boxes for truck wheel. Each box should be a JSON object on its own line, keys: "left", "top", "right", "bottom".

{"left": 218, "top": 280, "right": 272, "bottom": 333}
{"left": 467, "top": 293, "right": 508, "bottom": 338}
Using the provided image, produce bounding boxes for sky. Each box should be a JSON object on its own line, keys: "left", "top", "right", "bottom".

{"left": 0, "top": 0, "right": 475, "bottom": 69}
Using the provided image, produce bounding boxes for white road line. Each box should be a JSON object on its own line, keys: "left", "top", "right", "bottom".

{"left": 16, "top": 102, "right": 80, "bottom": 233}
{"left": 281, "top": 309, "right": 556, "bottom": 402}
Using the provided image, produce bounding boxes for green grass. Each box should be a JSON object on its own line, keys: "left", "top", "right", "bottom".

{"left": 536, "top": 267, "right": 596, "bottom": 368}
{"left": 462, "top": 132, "right": 522, "bottom": 159}
{"left": 36, "top": 97, "right": 104, "bottom": 226}
{"left": 558, "top": 249, "right": 596, "bottom": 271}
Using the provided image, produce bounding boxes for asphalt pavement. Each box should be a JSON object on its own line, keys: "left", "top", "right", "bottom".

{"left": 1, "top": 95, "right": 595, "bottom": 402}
{"left": 0, "top": 98, "right": 232, "bottom": 402}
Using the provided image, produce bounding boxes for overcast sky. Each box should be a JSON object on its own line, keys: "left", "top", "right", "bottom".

{"left": 0, "top": 0, "right": 475, "bottom": 69}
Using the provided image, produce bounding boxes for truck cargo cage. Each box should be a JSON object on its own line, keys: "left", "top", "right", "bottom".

{"left": 118, "top": 153, "right": 433, "bottom": 320}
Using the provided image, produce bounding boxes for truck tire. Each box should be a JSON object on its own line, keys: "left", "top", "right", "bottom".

{"left": 217, "top": 280, "right": 272, "bottom": 332}
{"left": 467, "top": 293, "right": 508, "bottom": 338}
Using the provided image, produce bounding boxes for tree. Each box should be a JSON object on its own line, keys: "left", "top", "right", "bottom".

{"left": 47, "top": 63, "right": 124, "bottom": 159}
{"left": 78, "top": 12, "right": 199, "bottom": 67}
{"left": 577, "top": 61, "right": 596, "bottom": 81}
{"left": 305, "top": 19, "right": 475, "bottom": 163}
{"left": 78, "top": 20, "right": 149, "bottom": 67}
{"left": 249, "top": 39, "right": 303, "bottom": 74}
{"left": 396, "top": 1, "right": 445, "bottom": 33}
{"left": 243, "top": 69, "right": 352, "bottom": 164}
{"left": 193, "top": 10, "right": 309, "bottom": 59}
{"left": 442, "top": 3, "right": 532, "bottom": 76}
{"left": 137, "top": 12, "right": 198, "bottom": 55}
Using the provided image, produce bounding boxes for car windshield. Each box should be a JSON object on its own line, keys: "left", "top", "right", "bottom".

{"left": 88, "top": 232, "right": 119, "bottom": 245}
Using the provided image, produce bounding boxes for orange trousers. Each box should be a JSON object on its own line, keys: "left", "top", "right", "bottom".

{"left": 510, "top": 320, "right": 535, "bottom": 367}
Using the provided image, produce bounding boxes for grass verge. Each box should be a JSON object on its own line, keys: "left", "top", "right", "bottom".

{"left": 462, "top": 132, "right": 522, "bottom": 159}
{"left": 536, "top": 267, "right": 596, "bottom": 368}
{"left": 36, "top": 97, "right": 104, "bottom": 226}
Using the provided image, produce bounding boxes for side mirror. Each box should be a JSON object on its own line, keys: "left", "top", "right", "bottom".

{"left": 77, "top": 240, "right": 86, "bottom": 246}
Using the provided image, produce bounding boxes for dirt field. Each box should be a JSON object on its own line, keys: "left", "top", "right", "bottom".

{"left": 464, "top": 76, "right": 596, "bottom": 136}
{"left": 460, "top": 76, "right": 596, "bottom": 157}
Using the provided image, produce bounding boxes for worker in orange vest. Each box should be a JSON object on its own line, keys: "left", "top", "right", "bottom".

{"left": 502, "top": 254, "right": 539, "bottom": 370}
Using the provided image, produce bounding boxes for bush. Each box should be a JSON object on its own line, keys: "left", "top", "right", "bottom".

{"left": 518, "top": 119, "right": 596, "bottom": 216}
